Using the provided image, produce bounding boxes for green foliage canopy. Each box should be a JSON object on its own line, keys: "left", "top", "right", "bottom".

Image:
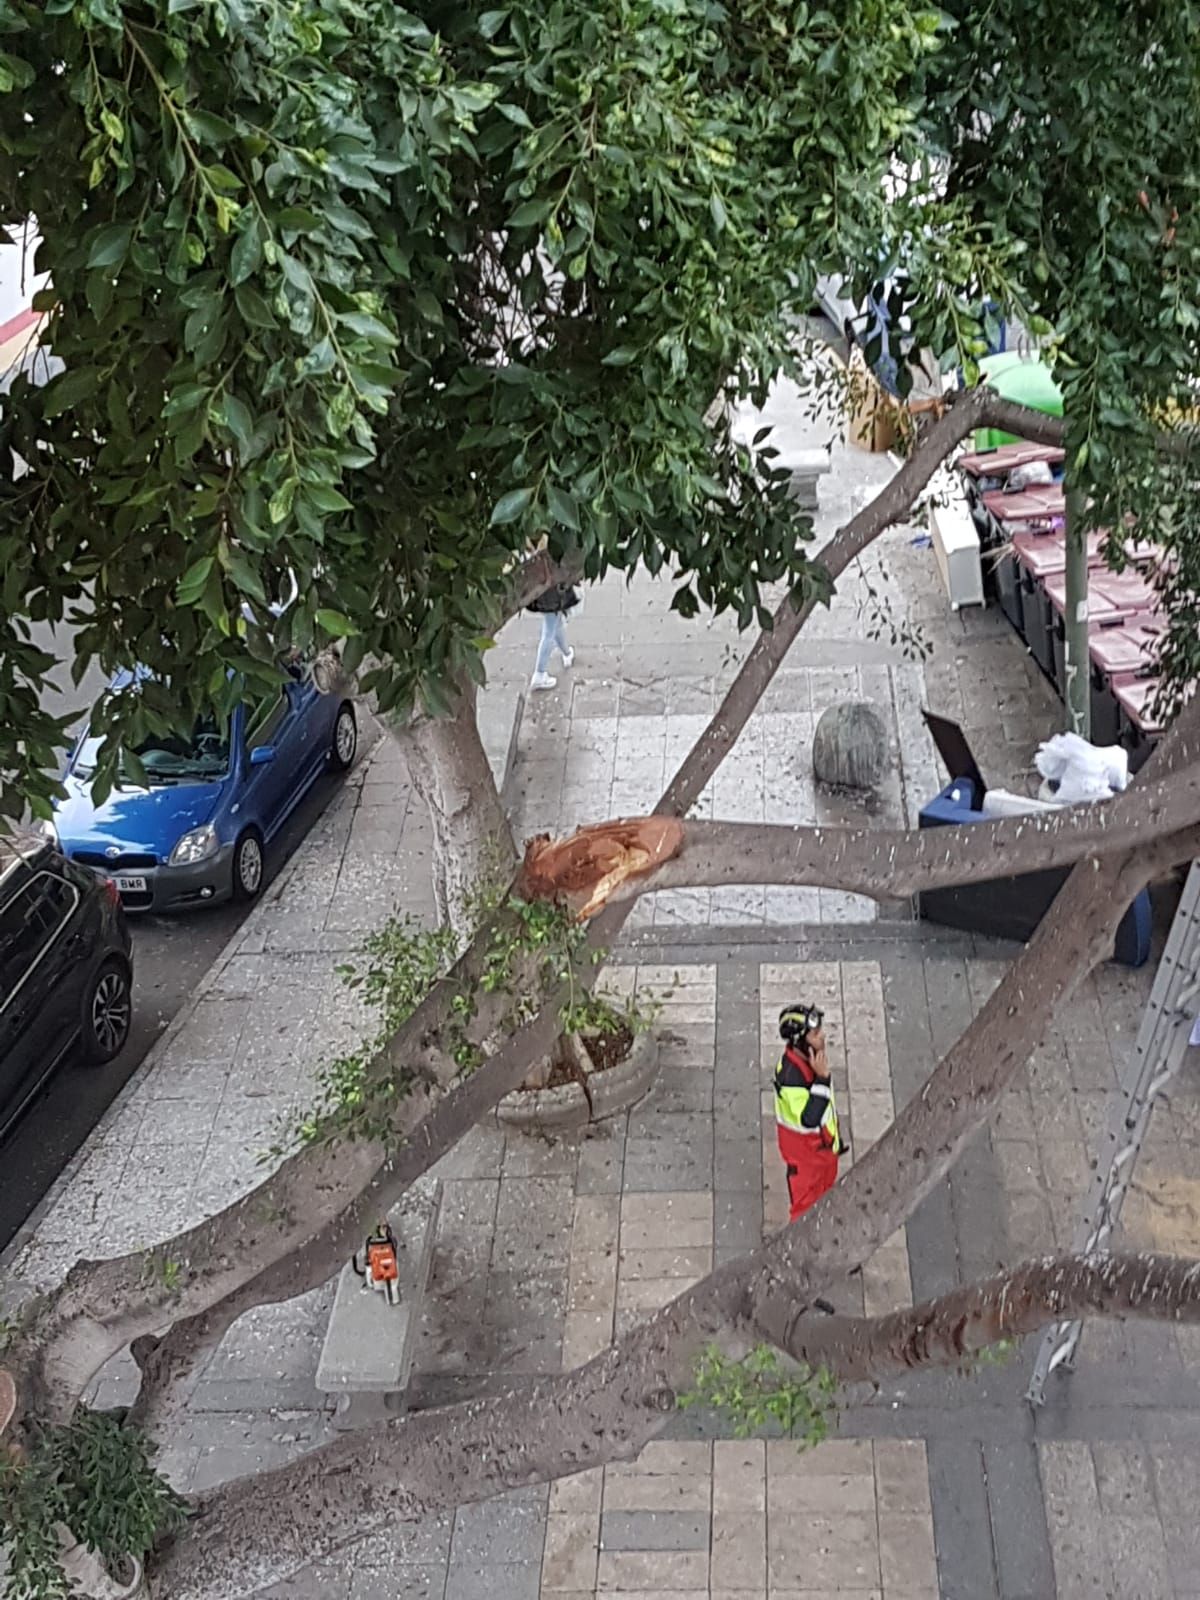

{"left": 0, "top": 0, "right": 953, "bottom": 810}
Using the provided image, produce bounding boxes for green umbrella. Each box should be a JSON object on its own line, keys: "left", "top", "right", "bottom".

{"left": 976, "top": 352, "right": 1063, "bottom": 450}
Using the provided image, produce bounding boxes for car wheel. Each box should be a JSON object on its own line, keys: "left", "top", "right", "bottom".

{"left": 81, "top": 959, "right": 132, "bottom": 1065}
{"left": 329, "top": 701, "right": 358, "bottom": 772}
{"left": 232, "top": 829, "right": 265, "bottom": 902}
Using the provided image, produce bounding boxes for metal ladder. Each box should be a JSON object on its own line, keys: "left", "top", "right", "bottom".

{"left": 1027, "top": 861, "right": 1200, "bottom": 1405}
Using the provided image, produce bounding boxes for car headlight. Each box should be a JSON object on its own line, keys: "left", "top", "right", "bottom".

{"left": 169, "top": 824, "right": 219, "bottom": 867}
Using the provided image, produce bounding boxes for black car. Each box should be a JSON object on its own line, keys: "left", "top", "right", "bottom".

{"left": 0, "top": 830, "right": 133, "bottom": 1138}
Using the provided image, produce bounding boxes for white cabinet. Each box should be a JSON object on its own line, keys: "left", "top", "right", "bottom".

{"left": 929, "top": 490, "right": 985, "bottom": 610}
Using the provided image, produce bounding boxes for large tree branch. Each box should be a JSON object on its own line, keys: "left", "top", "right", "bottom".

{"left": 779, "top": 1251, "right": 1200, "bottom": 1382}
{"left": 659, "top": 388, "right": 1064, "bottom": 817}
{"left": 592, "top": 766, "right": 1200, "bottom": 904}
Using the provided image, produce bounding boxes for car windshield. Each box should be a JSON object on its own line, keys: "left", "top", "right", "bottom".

{"left": 72, "top": 718, "right": 230, "bottom": 785}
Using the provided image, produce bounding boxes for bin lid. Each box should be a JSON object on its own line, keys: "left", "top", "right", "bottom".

{"left": 1012, "top": 529, "right": 1068, "bottom": 577}
{"left": 921, "top": 710, "right": 989, "bottom": 794}
{"left": 1012, "top": 529, "right": 1124, "bottom": 577}
{"left": 1043, "top": 573, "right": 1123, "bottom": 622}
{"left": 982, "top": 483, "right": 1065, "bottom": 525}
{"left": 958, "top": 440, "right": 1066, "bottom": 480}
{"left": 1044, "top": 568, "right": 1157, "bottom": 620}
{"left": 1088, "top": 613, "right": 1165, "bottom": 675}
{"left": 1113, "top": 676, "right": 1164, "bottom": 734}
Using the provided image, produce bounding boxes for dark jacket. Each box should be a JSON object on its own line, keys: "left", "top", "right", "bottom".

{"left": 527, "top": 584, "right": 579, "bottom": 615}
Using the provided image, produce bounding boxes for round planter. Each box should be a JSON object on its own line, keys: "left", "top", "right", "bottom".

{"left": 497, "top": 1031, "right": 660, "bottom": 1133}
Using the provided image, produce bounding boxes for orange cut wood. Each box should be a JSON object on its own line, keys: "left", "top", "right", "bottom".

{"left": 519, "top": 817, "right": 685, "bottom": 918}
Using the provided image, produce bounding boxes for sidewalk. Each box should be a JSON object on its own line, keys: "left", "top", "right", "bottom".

{"left": 7, "top": 382, "right": 1200, "bottom": 1600}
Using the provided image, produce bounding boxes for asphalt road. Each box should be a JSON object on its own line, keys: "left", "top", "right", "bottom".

{"left": 0, "top": 761, "right": 345, "bottom": 1254}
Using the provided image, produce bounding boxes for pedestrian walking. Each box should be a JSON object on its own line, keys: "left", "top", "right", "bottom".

{"left": 774, "top": 1002, "right": 845, "bottom": 1221}
{"left": 527, "top": 582, "right": 578, "bottom": 690}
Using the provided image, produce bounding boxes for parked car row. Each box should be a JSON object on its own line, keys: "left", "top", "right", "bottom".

{"left": 1, "top": 671, "right": 358, "bottom": 1135}
{"left": 0, "top": 829, "right": 132, "bottom": 1138}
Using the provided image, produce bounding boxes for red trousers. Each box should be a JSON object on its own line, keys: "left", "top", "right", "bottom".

{"left": 777, "top": 1125, "right": 839, "bottom": 1221}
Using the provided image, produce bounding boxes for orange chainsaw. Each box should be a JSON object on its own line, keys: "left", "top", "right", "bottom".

{"left": 352, "top": 1221, "right": 401, "bottom": 1306}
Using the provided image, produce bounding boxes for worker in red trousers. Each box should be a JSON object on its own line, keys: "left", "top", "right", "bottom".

{"left": 774, "top": 1002, "right": 845, "bottom": 1221}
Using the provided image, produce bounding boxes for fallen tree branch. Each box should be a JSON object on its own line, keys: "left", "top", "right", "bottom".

{"left": 594, "top": 769, "right": 1200, "bottom": 906}
{"left": 778, "top": 1251, "right": 1200, "bottom": 1381}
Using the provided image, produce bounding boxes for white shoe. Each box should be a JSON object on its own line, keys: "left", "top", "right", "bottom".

{"left": 559, "top": 647, "right": 575, "bottom": 668}
{"left": 530, "top": 671, "right": 557, "bottom": 690}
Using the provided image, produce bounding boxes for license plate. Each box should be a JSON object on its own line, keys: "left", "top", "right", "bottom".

{"left": 113, "top": 875, "right": 147, "bottom": 893}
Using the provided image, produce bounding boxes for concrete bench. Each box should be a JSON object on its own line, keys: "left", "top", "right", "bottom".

{"left": 315, "top": 1176, "right": 442, "bottom": 1429}
{"left": 781, "top": 445, "right": 832, "bottom": 510}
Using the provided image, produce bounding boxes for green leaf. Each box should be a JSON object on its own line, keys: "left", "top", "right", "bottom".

{"left": 86, "top": 223, "right": 133, "bottom": 269}
{"left": 230, "top": 218, "right": 263, "bottom": 285}
{"left": 221, "top": 393, "right": 254, "bottom": 460}
{"left": 43, "top": 368, "right": 100, "bottom": 419}
{"left": 338, "top": 310, "right": 397, "bottom": 344}
{"left": 315, "top": 608, "right": 359, "bottom": 637}
{"left": 547, "top": 484, "right": 580, "bottom": 531}
{"left": 269, "top": 479, "right": 298, "bottom": 524}
{"left": 308, "top": 484, "right": 354, "bottom": 513}
{"left": 479, "top": 8, "right": 509, "bottom": 36}
{"left": 182, "top": 108, "right": 238, "bottom": 143}
{"left": 709, "top": 191, "right": 727, "bottom": 232}
{"left": 276, "top": 207, "right": 321, "bottom": 233}
{"left": 507, "top": 198, "right": 553, "bottom": 229}
{"left": 219, "top": 544, "right": 267, "bottom": 605}
{"left": 497, "top": 104, "right": 533, "bottom": 128}
{"left": 601, "top": 346, "right": 638, "bottom": 367}
{"left": 176, "top": 556, "right": 215, "bottom": 605}
{"left": 100, "top": 109, "right": 125, "bottom": 144}
{"left": 490, "top": 486, "right": 535, "bottom": 525}
{"left": 234, "top": 281, "right": 276, "bottom": 328}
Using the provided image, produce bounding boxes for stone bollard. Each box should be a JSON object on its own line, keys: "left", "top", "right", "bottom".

{"left": 812, "top": 702, "right": 889, "bottom": 791}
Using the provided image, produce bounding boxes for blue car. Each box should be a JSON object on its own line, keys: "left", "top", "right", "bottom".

{"left": 48, "top": 674, "right": 358, "bottom": 912}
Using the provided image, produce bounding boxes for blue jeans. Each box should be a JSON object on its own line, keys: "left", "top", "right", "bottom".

{"left": 535, "top": 611, "right": 570, "bottom": 674}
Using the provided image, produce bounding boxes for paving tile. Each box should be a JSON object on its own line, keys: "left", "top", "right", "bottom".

{"left": 444, "top": 1560, "right": 540, "bottom": 1600}
{"left": 617, "top": 1246, "right": 712, "bottom": 1280}
{"left": 767, "top": 1467, "right": 875, "bottom": 1516}
{"left": 767, "top": 1511, "right": 879, "bottom": 1590}
{"left": 873, "top": 1441, "right": 931, "bottom": 1515}
{"left": 709, "top": 1509, "right": 766, "bottom": 1590}
{"left": 561, "top": 1309, "right": 613, "bottom": 1368}
{"left": 877, "top": 1511, "right": 938, "bottom": 1592}
{"left": 549, "top": 1467, "right": 604, "bottom": 1517}
{"left": 600, "top": 1509, "right": 710, "bottom": 1551}
{"left": 620, "top": 1192, "right": 713, "bottom": 1250}
{"left": 542, "top": 1514, "right": 599, "bottom": 1590}
{"left": 349, "top": 1565, "right": 443, "bottom": 1600}
{"left": 766, "top": 1438, "right": 874, "bottom": 1478}
{"left": 596, "top": 1549, "right": 709, "bottom": 1589}
{"left": 713, "top": 1440, "right": 766, "bottom": 1512}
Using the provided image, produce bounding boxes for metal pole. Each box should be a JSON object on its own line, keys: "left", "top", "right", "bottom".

{"left": 1063, "top": 484, "right": 1091, "bottom": 738}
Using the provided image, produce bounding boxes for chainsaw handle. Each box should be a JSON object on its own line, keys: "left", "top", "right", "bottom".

{"left": 350, "top": 1252, "right": 366, "bottom": 1278}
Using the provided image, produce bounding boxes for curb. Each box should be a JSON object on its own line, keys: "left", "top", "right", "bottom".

{"left": 498, "top": 689, "right": 526, "bottom": 812}
{"left": 0, "top": 720, "right": 384, "bottom": 1277}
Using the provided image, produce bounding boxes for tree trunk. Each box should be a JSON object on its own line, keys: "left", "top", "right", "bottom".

{"left": 1063, "top": 484, "right": 1091, "bottom": 738}
{"left": 390, "top": 677, "right": 516, "bottom": 940}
